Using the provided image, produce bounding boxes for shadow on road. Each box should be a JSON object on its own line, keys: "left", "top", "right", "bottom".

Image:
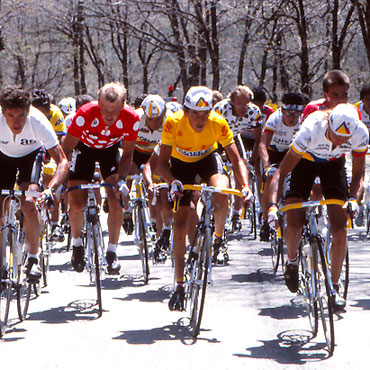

{"left": 27, "top": 299, "right": 101, "bottom": 323}
{"left": 114, "top": 285, "right": 171, "bottom": 303}
{"left": 234, "top": 329, "right": 331, "bottom": 364}
{"left": 113, "top": 318, "right": 220, "bottom": 345}
{"left": 259, "top": 301, "right": 306, "bottom": 321}
{"left": 351, "top": 298, "right": 370, "bottom": 310}
{"left": 231, "top": 268, "right": 280, "bottom": 284}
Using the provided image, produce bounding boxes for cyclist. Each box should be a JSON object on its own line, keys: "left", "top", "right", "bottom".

{"left": 0, "top": 86, "right": 69, "bottom": 281}
{"left": 259, "top": 92, "right": 308, "bottom": 241}
{"left": 268, "top": 103, "right": 369, "bottom": 312}
{"left": 353, "top": 84, "right": 370, "bottom": 225}
{"left": 62, "top": 82, "right": 139, "bottom": 275}
{"left": 158, "top": 86, "right": 252, "bottom": 311}
{"left": 250, "top": 86, "right": 274, "bottom": 127}
{"left": 213, "top": 85, "right": 262, "bottom": 237}
{"left": 32, "top": 89, "right": 67, "bottom": 242}
{"left": 129, "top": 94, "right": 173, "bottom": 261}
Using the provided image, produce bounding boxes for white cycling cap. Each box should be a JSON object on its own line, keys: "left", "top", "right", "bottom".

{"left": 329, "top": 103, "right": 360, "bottom": 137}
{"left": 141, "top": 94, "right": 166, "bottom": 118}
{"left": 58, "top": 97, "right": 76, "bottom": 114}
{"left": 184, "top": 86, "right": 212, "bottom": 111}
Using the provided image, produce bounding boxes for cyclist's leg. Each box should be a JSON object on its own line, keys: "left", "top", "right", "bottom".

{"left": 18, "top": 150, "right": 45, "bottom": 281}
{"left": 169, "top": 205, "right": 190, "bottom": 311}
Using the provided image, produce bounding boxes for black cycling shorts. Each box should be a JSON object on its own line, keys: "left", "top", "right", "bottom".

{"left": 69, "top": 142, "right": 120, "bottom": 181}
{"left": 133, "top": 149, "right": 151, "bottom": 170}
{"left": 0, "top": 148, "right": 44, "bottom": 189}
{"left": 285, "top": 156, "right": 348, "bottom": 201}
{"left": 170, "top": 151, "right": 227, "bottom": 206}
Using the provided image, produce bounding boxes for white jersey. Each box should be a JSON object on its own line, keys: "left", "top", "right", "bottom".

{"left": 264, "top": 108, "right": 301, "bottom": 152}
{"left": 357, "top": 101, "right": 370, "bottom": 129}
{"left": 135, "top": 108, "right": 172, "bottom": 153}
{"left": 213, "top": 98, "right": 262, "bottom": 138}
{"left": 291, "top": 110, "right": 369, "bottom": 162}
{"left": 64, "top": 112, "right": 75, "bottom": 129}
{"left": 0, "top": 106, "right": 59, "bottom": 158}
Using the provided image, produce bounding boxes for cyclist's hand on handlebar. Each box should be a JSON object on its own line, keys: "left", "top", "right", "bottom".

{"left": 344, "top": 198, "right": 359, "bottom": 219}
{"left": 170, "top": 180, "right": 183, "bottom": 201}
{"left": 117, "top": 179, "right": 130, "bottom": 197}
{"left": 38, "top": 188, "right": 54, "bottom": 209}
{"left": 268, "top": 204, "right": 279, "bottom": 230}
{"left": 241, "top": 185, "right": 253, "bottom": 203}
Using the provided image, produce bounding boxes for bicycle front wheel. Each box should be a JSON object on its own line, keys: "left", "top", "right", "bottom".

{"left": 92, "top": 223, "right": 103, "bottom": 317}
{"left": 299, "top": 242, "right": 318, "bottom": 336}
{"left": 189, "top": 227, "right": 211, "bottom": 337}
{"left": 137, "top": 205, "right": 150, "bottom": 284}
{"left": 317, "top": 243, "right": 335, "bottom": 355}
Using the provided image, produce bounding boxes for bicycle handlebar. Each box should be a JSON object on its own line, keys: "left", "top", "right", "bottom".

{"left": 67, "top": 183, "right": 115, "bottom": 192}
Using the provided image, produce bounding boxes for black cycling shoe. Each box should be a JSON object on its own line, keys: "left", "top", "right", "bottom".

{"left": 156, "top": 229, "right": 171, "bottom": 251}
{"left": 153, "top": 247, "right": 167, "bottom": 264}
{"left": 71, "top": 246, "right": 85, "bottom": 273}
{"left": 106, "top": 251, "right": 121, "bottom": 274}
{"left": 122, "top": 212, "right": 134, "bottom": 235}
{"left": 331, "top": 284, "right": 346, "bottom": 313}
{"left": 212, "top": 237, "right": 229, "bottom": 265}
{"left": 284, "top": 263, "right": 299, "bottom": 293}
{"left": 51, "top": 224, "right": 65, "bottom": 242}
{"left": 25, "top": 257, "right": 42, "bottom": 282}
{"left": 168, "top": 285, "right": 185, "bottom": 312}
{"left": 106, "top": 251, "right": 121, "bottom": 275}
{"left": 231, "top": 214, "right": 242, "bottom": 232}
{"left": 259, "top": 221, "right": 271, "bottom": 242}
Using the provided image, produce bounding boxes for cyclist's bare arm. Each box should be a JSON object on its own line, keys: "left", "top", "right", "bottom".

{"left": 158, "top": 143, "right": 176, "bottom": 184}
{"left": 250, "top": 126, "right": 262, "bottom": 164}
{"left": 47, "top": 144, "right": 69, "bottom": 191}
{"left": 143, "top": 152, "right": 158, "bottom": 186}
{"left": 62, "top": 133, "right": 80, "bottom": 159}
{"left": 258, "top": 130, "right": 274, "bottom": 169}
{"left": 224, "top": 142, "right": 249, "bottom": 187}
{"left": 118, "top": 140, "right": 136, "bottom": 179}
{"left": 350, "top": 153, "right": 366, "bottom": 199}
{"left": 269, "top": 148, "right": 301, "bottom": 204}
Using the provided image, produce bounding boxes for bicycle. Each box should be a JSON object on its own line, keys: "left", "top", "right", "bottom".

{"left": 180, "top": 184, "right": 242, "bottom": 337}
{"left": 0, "top": 189, "right": 39, "bottom": 337}
{"left": 280, "top": 199, "right": 347, "bottom": 355}
{"left": 67, "top": 183, "right": 113, "bottom": 317}
{"left": 126, "top": 174, "right": 155, "bottom": 284}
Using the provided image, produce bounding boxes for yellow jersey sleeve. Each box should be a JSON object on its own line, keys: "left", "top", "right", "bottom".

{"left": 161, "top": 110, "right": 234, "bottom": 163}
{"left": 49, "top": 104, "right": 66, "bottom": 136}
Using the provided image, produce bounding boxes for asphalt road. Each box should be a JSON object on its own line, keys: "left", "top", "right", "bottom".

{"left": 1, "top": 210, "right": 370, "bottom": 370}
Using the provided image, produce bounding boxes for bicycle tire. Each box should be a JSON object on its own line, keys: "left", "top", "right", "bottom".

{"left": 366, "top": 207, "right": 370, "bottom": 236}
{"left": 299, "top": 241, "right": 319, "bottom": 336}
{"left": 92, "top": 223, "right": 103, "bottom": 316}
{"left": 1, "top": 229, "right": 12, "bottom": 336}
{"left": 0, "top": 281, "right": 11, "bottom": 338}
{"left": 137, "top": 205, "right": 150, "bottom": 284}
{"left": 270, "top": 231, "right": 280, "bottom": 273}
{"left": 40, "top": 216, "right": 51, "bottom": 288}
{"left": 317, "top": 241, "right": 335, "bottom": 355}
{"left": 190, "top": 227, "right": 210, "bottom": 337}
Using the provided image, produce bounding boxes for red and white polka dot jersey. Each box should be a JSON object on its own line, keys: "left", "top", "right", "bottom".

{"left": 68, "top": 101, "right": 140, "bottom": 149}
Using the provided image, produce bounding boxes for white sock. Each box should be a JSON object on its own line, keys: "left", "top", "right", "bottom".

{"left": 107, "top": 243, "right": 117, "bottom": 253}
{"left": 72, "top": 237, "right": 83, "bottom": 247}
{"left": 28, "top": 253, "right": 39, "bottom": 263}
{"left": 287, "top": 255, "right": 299, "bottom": 266}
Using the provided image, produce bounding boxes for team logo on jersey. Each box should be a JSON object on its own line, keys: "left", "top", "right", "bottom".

{"left": 91, "top": 118, "right": 99, "bottom": 127}
{"left": 196, "top": 97, "right": 209, "bottom": 108}
{"left": 76, "top": 116, "right": 85, "bottom": 127}
{"left": 116, "top": 120, "right": 123, "bottom": 129}
{"left": 335, "top": 121, "right": 351, "bottom": 135}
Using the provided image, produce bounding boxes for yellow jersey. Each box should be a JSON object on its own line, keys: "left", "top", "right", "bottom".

{"left": 161, "top": 110, "right": 234, "bottom": 163}
{"left": 48, "top": 104, "right": 66, "bottom": 136}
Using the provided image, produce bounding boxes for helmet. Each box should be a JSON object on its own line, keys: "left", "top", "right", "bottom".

{"left": 141, "top": 94, "right": 165, "bottom": 118}
{"left": 184, "top": 86, "right": 212, "bottom": 111}
{"left": 58, "top": 97, "right": 76, "bottom": 114}
{"left": 166, "top": 101, "right": 182, "bottom": 113}
{"left": 31, "top": 89, "right": 50, "bottom": 107}
{"left": 329, "top": 103, "right": 359, "bottom": 137}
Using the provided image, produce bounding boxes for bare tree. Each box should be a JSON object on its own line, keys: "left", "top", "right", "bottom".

{"left": 351, "top": 0, "right": 370, "bottom": 68}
